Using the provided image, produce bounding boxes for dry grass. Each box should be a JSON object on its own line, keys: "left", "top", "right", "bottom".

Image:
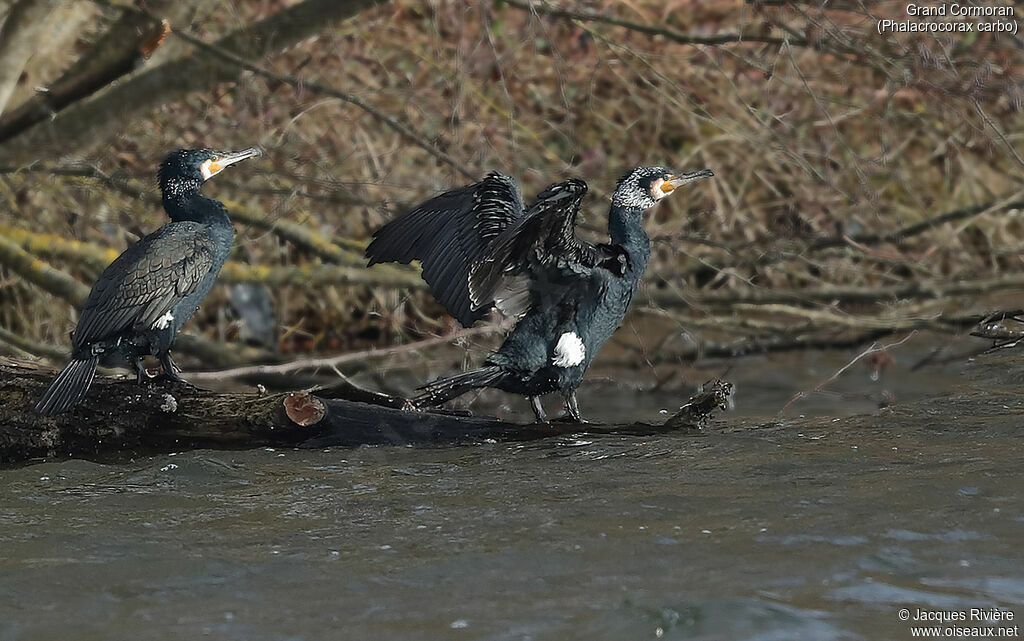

{"left": 1, "top": 0, "right": 1022, "bottom": 368}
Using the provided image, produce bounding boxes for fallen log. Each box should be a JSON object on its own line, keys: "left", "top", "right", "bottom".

{"left": 0, "top": 359, "right": 731, "bottom": 468}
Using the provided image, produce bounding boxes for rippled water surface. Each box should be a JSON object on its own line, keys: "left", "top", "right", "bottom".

{"left": 1, "top": 347, "right": 1021, "bottom": 640}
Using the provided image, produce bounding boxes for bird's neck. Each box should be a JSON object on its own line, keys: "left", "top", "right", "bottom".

{"left": 162, "top": 192, "right": 231, "bottom": 228}
{"left": 608, "top": 204, "right": 651, "bottom": 277}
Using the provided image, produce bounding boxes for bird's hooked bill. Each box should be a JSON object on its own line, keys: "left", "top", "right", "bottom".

{"left": 666, "top": 169, "right": 714, "bottom": 189}
{"left": 203, "top": 147, "right": 263, "bottom": 180}
{"left": 217, "top": 147, "right": 263, "bottom": 168}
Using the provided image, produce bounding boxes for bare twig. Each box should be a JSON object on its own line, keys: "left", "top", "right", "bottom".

{"left": 781, "top": 332, "right": 917, "bottom": 413}
{"left": 188, "top": 325, "right": 501, "bottom": 381}
{"left": 168, "top": 27, "right": 476, "bottom": 180}
{"left": 0, "top": 326, "right": 64, "bottom": 359}
{"left": 0, "top": 166, "right": 399, "bottom": 270}
{"left": 0, "top": 223, "right": 426, "bottom": 290}
{"left": 656, "top": 273, "right": 1024, "bottom": 308}
{"left": 501, "top": 0, "right": 797, "bottom": 47}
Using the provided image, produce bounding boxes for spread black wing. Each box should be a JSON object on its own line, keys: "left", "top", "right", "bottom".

{"left": 73, "top": 222, "right": 216, "bottom": 350}
{"left": 469, "top": 178, "right": 624, "bottom": 319}
{"left": 365, "top": 172, "right": 524, "bottom": 327}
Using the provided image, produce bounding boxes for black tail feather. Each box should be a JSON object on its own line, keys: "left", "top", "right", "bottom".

{"left": 413, "top": 365, "right": 504, "bottom": 408}
{"left": 34, "top": 357, "right": 99, "bottom": 416}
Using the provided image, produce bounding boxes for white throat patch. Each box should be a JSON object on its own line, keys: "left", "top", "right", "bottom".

{"left": 552, "top": 332, "right": 586, "bottom": 368}
{"left": 153, "top": 311, "right": 174, "bottom": 330}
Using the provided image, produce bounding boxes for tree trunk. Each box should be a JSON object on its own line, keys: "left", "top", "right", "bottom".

{"left": 0, "top": 359, "right": 729, "bottom": 467}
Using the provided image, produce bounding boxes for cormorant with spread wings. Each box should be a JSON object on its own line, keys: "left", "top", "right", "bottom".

{"left": 366, "top": 166, "right": 713, "bottom": 422}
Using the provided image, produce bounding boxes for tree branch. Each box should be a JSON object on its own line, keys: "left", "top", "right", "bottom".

{"left": 500, "top": 0, "right": 797, "bottom": 47}
{"left": 500, "top": 0, "right": 895, "bottom": 74}
{"left": 11, "top": 216, "right": 1024, "bottom": 311}
{"left": 0, "top": 0, "right": 172, "bottom": 143}
{"left": 168, "top": 26, "right": 476, "bottom": 180}
{"left": 0, "top": 0, "right": 55, "bottom": 116}
{"left": 0, "top": 232, "right": 91, "bottom": 303}
{"left": 0, "top": 163, "right": 406, "bottom": 270}
{"left": 187, "top": 325, "right": 502, "bottom": 382}
{"left": 223, "top": 200, "right": 371, "bottom": 267}
{"left": 649, "top": 273, "right": 1024, "bottom": 307}
{"left": 0, "top": 0, "right": 388, "bottom": 165}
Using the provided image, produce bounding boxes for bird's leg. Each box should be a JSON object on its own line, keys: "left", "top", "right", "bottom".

{"left": 158, "top": 352, "right": 186, "bottom": 383}
{"left": 134, "top": 358, "right": 150, "bottom": 384}
{"left": 564, "top": 390, "right": 587, "bottom": 423}
{"left": 530, "top": 396, "right": 549, "bottom": 423}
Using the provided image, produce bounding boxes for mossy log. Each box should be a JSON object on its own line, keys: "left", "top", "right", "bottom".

{"left": 0, "top": 359, "right": 731, "bottom": 468}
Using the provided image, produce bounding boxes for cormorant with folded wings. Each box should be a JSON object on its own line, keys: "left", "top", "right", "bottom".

{"left": 35, "top": 147, "right": 262, "bottom": 416}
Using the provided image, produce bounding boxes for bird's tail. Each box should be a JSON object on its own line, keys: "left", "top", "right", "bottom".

{"left": 413, "top": 365, "right": 504, "bottom": 408}
{"left": 34, "top": 357, "right": 98, "bottom": 416}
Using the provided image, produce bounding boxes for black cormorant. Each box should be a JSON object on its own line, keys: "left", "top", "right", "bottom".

{"left": 34, "top": 147, "right": 262, "bottom": 416}
{"left": 365, "top": 166, "right": 714, "bottom": 422}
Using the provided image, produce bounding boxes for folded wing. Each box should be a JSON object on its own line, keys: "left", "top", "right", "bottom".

{"left": 73, "top": 223, "right": 216, "bottom": 350}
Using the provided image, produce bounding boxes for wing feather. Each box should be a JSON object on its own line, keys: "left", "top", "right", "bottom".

{"left": 469, "top": 178, "right": 597, "bottom": 316}
{"left": 365, "top": 172, "right": 523, "bottom": 327}
{"left": 72, "top": 223, "right": 216, "bottom": 350}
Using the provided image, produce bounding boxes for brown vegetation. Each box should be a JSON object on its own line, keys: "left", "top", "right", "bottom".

{"left": 0, "top": 1, "right": 1022, "bottom": 393}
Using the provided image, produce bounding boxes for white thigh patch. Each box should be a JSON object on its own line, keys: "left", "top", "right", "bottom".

{"left": 552, "top": 332, "right": 585, "bottom": 367}
{"left": 152, "top": 311, "right": 174, "bottom": 330}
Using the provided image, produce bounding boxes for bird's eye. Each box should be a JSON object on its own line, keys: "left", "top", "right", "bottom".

{"left": 210, "top": 155, "right": 220, "bottom": 162}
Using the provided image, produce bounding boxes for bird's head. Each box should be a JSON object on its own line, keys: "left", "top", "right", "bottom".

{"left": 158, "top": 147, "right": 262, "bottom": 198}
{"left": 611, "top": 166, "right": 714, "bottom": 210}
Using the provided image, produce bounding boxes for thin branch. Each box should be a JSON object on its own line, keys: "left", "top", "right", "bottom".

{"left": 654, "top": 272, "right": 1024, "bottom": 307}
{"left": 0, "top": 164, "right": 399, "bottom": 270}
{"left": 222, "top": 201, "right": 370, "bottom": 267}
{"left": 501, "top": 0, "right": 798, "bottom": 47}
{"left": 781, "top": 331, "right": 917, "bottom": 413}
{"left": 188, "top": 325, "right": 502, "bottom": 381}
{"left": 168, "top": 26, "right": 476, "bottom": 180}
{"left": 811, "top": 195, "right": 1024, "bottom": 251}
{"left": 500, "top": 0, "right": 895, "bottom": 73}
{"left": 0, "top": 326, "right": 64, "bottom": 360}
{"left": 0, "top": 223, "right": 427, "bottom": 291}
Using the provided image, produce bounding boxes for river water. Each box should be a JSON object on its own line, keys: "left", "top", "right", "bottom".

{"left": 1, "top": 342, "right": 1021, "bottom": 640}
